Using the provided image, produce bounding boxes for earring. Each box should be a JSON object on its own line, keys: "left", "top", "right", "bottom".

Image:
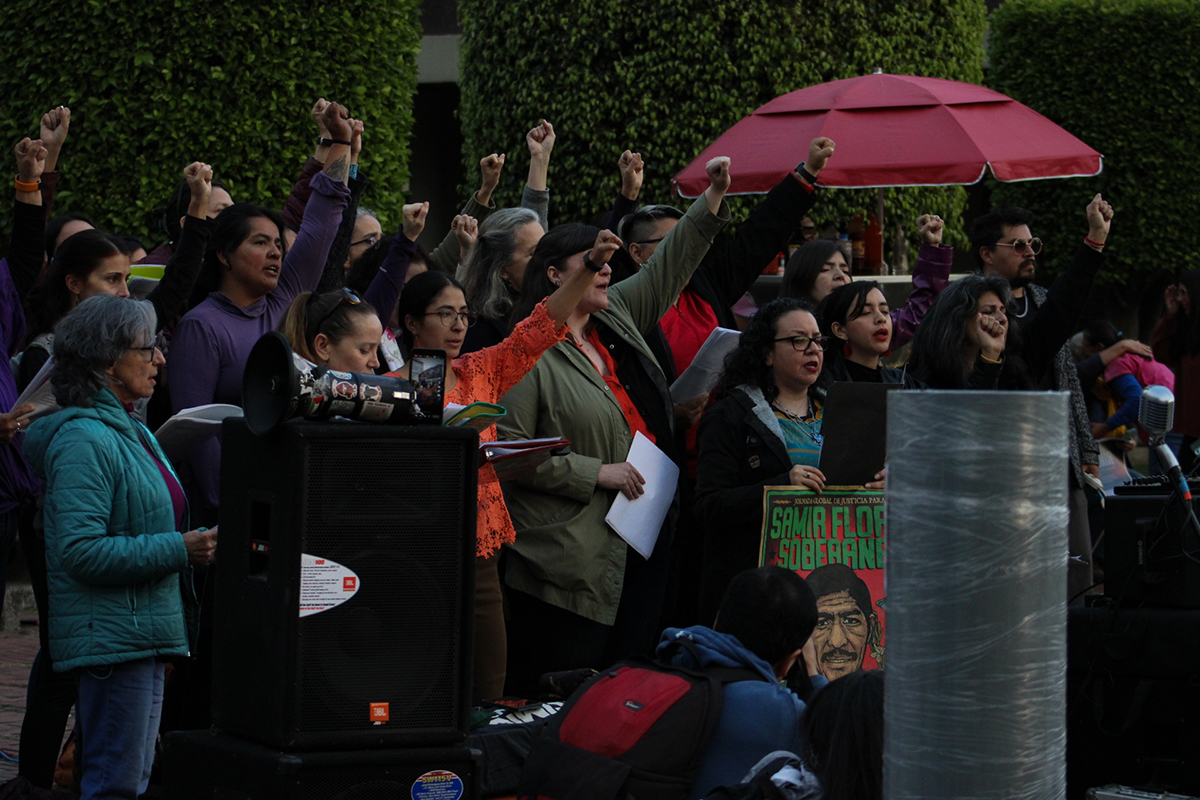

{"left": 554, "top": 280, "right": 561, "bottom": 287}
{"left": 844, "top": 342, "right": 853, "bottom": 358}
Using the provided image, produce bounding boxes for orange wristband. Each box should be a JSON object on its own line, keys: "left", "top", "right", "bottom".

{"left": 14, "top": 178, "right": 39, "bottom": 193}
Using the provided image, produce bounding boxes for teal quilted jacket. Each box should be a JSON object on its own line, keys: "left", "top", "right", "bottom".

{"left": 24, "top": 388, "right": 197, "bottom": 672}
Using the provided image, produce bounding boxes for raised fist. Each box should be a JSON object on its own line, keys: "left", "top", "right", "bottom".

{"left": 527, "top": 120, "right": 556, "bottom": 161}
{"left": 706, "top": 157, "right": 731, "bottom": 195}
{"left": 320, "top": 102, "right": 352, "bottom": 142}
{"left": 807, "top": 137, "right": 835, "bottom": 174}
{"left": 618, "top": 150, "right": 644, "bottom": 199}
{"left": 589, "top": 229, "right": 623, "bottom": 267}
{"left": 40, "top": 106, "right": 70, "bottom": 152}
{"left": 480, "top": 153, "right": 505, "bottom": 191}
{"left": 14, "top": 138, "right": 47, "bottom": 183}
{"left": 451, "top": 213, "right": 477, "bottom": 253}
{"left": 916, "top": 214, "right": 944, "bottom": 246}
{"left": 1086, "top": 194, "right": 1114, "bottom": 242}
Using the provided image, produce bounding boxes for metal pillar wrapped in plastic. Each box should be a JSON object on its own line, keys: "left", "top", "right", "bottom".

{"left": 884, "top": 391, "right": 1069, "bottom": 800}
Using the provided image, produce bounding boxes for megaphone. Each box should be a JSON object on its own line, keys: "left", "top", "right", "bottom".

{"left": 242, "top": 331, "right": 425, "bottom": 435}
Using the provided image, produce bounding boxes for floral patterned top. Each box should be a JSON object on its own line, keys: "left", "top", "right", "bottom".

{"left": 428, "top": 300, "right": 567, "bottom": 558}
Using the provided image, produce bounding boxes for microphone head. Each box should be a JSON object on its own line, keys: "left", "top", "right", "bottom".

{"left": 1139, "top": 384, "right": 1175, "bottom": 439}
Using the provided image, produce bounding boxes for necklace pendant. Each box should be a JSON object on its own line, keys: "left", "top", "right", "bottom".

{"left": 813, "top": 431, "right": 824, "bottom": 447}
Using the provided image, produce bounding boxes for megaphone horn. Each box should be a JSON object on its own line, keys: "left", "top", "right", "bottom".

{"left": 242, "top": 331, "right": 422, "bottom": 435}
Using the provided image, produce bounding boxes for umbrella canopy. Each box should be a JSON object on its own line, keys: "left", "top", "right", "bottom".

{"left": 672, "top": 73, "right": 1102, "bottom": 197}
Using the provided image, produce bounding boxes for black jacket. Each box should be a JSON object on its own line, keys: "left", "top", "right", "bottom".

{"left": 818, "top": 352, "right": 925, "bottom": 390}
{"left": 693, "top": 384, "right": 801, "bottom": 622}
{"left": 689, "top": 173, "right": 818, "bottom": 331}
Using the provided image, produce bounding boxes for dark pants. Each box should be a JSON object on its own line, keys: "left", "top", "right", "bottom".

{"left": 659, "top": 477, "right": 701, "bottom": 631}
{"left": 1068, "top": 485, "right": 1095, "bottom": 604}
{"left": 160, "top": 564, "right": 214, "bottom": 733}
{"left": 473, "top": 554, "right": 506, "bottom": 704}
{"left": 0, "top": 508, "right": 17, "bottom": 622}
{"left": 504, "top": 535, "right": 670, "bottom": 698}
{"left": 18, "top": 505, "right": 78, "bottom": 789}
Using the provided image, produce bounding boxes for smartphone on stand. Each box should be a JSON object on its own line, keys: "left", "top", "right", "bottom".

{"left": 408, "top": 348, "right": 447, "bottom": 423}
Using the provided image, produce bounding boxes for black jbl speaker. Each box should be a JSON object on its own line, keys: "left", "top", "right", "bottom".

{"left": 213, "top": 419, "right": 477, "bottom": 750}
{"left": 162, "top": 730, "right": 480, "bottom": 800}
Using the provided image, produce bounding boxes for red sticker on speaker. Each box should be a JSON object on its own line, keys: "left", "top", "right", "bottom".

{"left": 298, "top": 553, "right": 360, "bottom": 618}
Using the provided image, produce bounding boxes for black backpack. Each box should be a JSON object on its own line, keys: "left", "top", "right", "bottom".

{"left": 517, "top": 640, "right": 770, "bottom": 800}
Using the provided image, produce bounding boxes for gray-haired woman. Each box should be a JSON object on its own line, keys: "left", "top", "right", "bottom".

{"left": 458, "top": 206, "right": 543, "bottom": 354}
{"left": 24, "top": 294, "right": 216, "bottom": 800}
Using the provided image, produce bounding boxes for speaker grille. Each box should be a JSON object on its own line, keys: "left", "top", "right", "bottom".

{"left": 298, "top": 437, "right": 471, "bottom": 734}
{"left": 296, "top": 760, "right": 473, "bottom": 800}
{"left": 304, "top": 778, "right": 405, "bottom": 800}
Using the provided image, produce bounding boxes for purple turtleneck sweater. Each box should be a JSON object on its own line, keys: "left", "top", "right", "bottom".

{"left": 167, "top": 170, "right": 349, "bottom": 520}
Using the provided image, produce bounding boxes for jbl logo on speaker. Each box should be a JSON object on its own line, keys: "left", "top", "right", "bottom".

{"left": 370, "top": 703, "right": 390, "bottom": 725}
{"left": 344, "top": 576, "right": 357, "bottom": 591}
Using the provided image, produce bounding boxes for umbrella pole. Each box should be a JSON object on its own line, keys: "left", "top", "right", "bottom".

{"left": 877, "top": 187, "right": 887, "bottom": 274}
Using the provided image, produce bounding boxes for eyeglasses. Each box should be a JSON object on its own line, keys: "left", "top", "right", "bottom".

{"left": 350, "top": 235, "right": 380, "bottom": 248}
{"left": 993, "top": 237, "right": 1042, "bottom": 256}
{"left": 314, "top": 287, "right": 362, "bottom": 333}
{"left": 634, "top": 236, "right": 666, "bottom": 246}
{"left": 773, "top": 335, "right": 828, "bottom": 353}
{"left": 129, "top": 345, "right": 161, "bottom": 361}
{"left": 423, "top": 309, "right": 478, "bottom": 328}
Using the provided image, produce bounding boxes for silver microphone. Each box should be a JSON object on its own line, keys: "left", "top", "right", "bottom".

{"left": 1139, "top": 384, "right": 1175, "bottom": 445}
{"left": 1138, "top": 385, "right": 1191, "bottom": 499}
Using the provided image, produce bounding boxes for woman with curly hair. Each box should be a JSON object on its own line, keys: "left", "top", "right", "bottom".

{"left": 907, "top": 272, "right": 1014, "bottom": 391}
{"left": 693, "top": 297, "right": 828, "bottom": 623}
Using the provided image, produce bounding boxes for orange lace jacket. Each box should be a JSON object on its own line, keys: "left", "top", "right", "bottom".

{"left": 447, "top": 301, "right": 567, "bottom": 558}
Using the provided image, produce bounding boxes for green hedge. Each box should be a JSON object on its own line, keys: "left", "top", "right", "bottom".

{"left": 459, "top": 0, "right": 986, "bottom": 252}
{"left": 987, "top": 0, "right": 1200, "bottom": 297}
{"left": 0, "top": 0, "right": 421, "bottom": 253}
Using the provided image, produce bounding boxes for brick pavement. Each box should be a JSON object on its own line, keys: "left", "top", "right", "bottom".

{"left": 0, "top": 627, "right": 42, "bottom": 784}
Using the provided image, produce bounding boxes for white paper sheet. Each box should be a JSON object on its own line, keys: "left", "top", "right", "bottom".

{"left": 13, "top": 356, "right": 59, "bottom": 422}
{"left": 154, "top": 404, "right": 243, "bottom": 465}
{"left": 669, "top": 327, "right": 740, "bottom": 403}
{"left": 604, "top": 432, "right": 680, "bottom": 559}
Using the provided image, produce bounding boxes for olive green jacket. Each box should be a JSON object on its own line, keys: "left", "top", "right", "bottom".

{"left": 498, "top": 193, "right": 730, "bottom": 624}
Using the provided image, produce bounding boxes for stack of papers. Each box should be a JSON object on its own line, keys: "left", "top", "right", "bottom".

{"left": 669, "top": 327, "right": 740, "bottom": 403}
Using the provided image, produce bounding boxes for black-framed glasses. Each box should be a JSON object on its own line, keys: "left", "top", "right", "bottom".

{"left": 350, "top": 235, "right": 380, "bottom": 248}
{"left": 129, "top": 345, "right": 160, "bottom": 361}
{"left": 993, "top": 237, "right": 1042, "bottom": 256}
{"left": 634, "top": 236, "right": 666, "bottom": 246}
{"left": 314, "top": 287, "right": 362, "bottom": 333}
{"left": 773, "top": 335, "right": 828, "bottom": 353}
{"left": 423, "top": 309, "right": 478, "bottom": 328}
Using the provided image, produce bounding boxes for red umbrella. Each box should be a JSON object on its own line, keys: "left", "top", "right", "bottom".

{"left": 672, "top": 72, "right": 1102, "bottom": 197}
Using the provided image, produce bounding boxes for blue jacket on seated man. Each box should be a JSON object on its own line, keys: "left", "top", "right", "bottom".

{"left": 659, "top": 567, "right": 828, "bottom": 800}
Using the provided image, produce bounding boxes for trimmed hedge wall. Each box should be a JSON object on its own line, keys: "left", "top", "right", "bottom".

{"left": 988, "top": 0, "right": 1200, "bottom": 297}
{"left": 459, "top": 0, "right": 986, "bottom": 251}
{"left": 0, "top": 0, "right": 421, "bottom": 251}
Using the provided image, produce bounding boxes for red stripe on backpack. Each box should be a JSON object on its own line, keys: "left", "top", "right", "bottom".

{"left": 560, "top": 667, "right": 692, "bottom": 757}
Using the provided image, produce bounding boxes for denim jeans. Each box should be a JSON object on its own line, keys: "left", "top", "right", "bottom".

{"left": 76, "top": 657, "right": 165, "bottom": 800}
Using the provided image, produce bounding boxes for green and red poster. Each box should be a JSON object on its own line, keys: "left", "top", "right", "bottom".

{"left": 759, "top": 487, "right": 886, "bottom": 679}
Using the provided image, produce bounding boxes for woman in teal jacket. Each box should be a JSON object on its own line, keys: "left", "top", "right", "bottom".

{"left": 24, "top": 294, "right": 216, "bottom": 800}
